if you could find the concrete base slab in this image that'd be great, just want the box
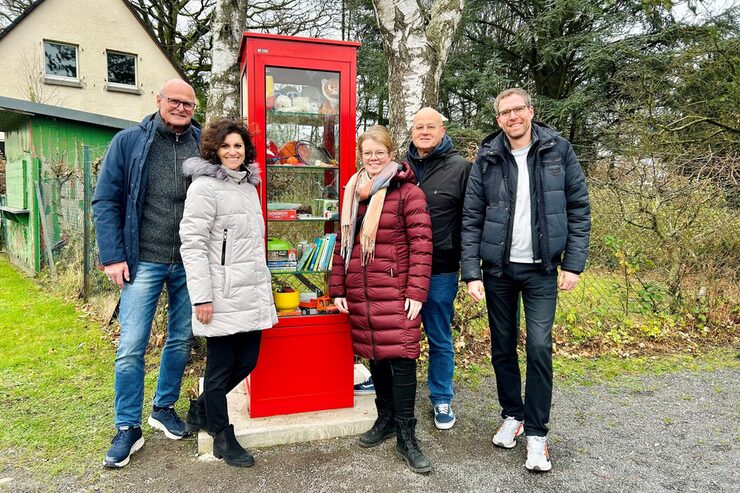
[197,379,376,455]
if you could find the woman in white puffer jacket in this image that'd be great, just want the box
[179,118,277,468]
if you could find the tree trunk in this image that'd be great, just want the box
[371,0,465,149]
[207,0,247,122]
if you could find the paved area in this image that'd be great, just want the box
[4,367,739,492]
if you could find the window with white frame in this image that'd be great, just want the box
[43,40,78,80]
[106,50,137,88]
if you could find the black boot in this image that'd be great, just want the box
[186,397,213,436]
[395,417,431,474]
[213,425,254,467]
[359,398,396,448]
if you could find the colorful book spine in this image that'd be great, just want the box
[307,237,324,271]
[319,233,337,271]
[295,244,315,271]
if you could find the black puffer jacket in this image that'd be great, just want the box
[406,135,471,274]
[460,123,590,281]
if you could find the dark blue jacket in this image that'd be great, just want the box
[461,123,590,281]
[92,113,201,281]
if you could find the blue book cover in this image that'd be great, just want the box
[319,233,337,271]
[307,237,324,271]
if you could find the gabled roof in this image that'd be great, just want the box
[0,95,138,131]
[0,0,188,80]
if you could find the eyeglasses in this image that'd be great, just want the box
[497,105,529,119]
[164,97,196,111]
[362,151,388,159]
[412,124,439,132]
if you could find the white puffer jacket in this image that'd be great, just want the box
[179,157,277,337]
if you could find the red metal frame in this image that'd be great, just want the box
[239,33,360,418]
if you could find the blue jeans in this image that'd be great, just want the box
[420,272,459,405]
[114,261,193,428]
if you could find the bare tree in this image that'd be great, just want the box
[371,0,465,147]
[126,0,215,85]
[17,47,61,104]
[0,0,32,28]
[207,0,246,121]
[207,0,338,121]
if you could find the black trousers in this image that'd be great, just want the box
[203,330,262,433]
[369,357,417,420]
[484,262,557,436]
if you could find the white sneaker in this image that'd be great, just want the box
[525,435,552,472]
[492,416,523,448]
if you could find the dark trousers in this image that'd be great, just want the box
[484,262,557,436]
[203,330,262,434]
[369,358,417,419]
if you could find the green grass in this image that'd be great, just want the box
[1,254,737,479]
[0,256,192,479]
[552,347,739,386]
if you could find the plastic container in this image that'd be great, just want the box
[274,290,300,311]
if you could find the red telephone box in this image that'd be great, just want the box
[239,33,360,417]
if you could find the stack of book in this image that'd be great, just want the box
[268,259,297,272]
[295,233,337,272]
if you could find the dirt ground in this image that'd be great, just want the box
[3,367,739,493]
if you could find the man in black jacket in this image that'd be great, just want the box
[461,88,590,472]
[406,108,471,430]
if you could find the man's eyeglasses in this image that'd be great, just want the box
[412,124,439,132]
[497,105,529,119]
[164,97,196,111]
[362,151,388,159]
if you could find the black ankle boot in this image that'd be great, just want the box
[213,425,254,467]
[395,417,431,474]
[359,398,396,448]
[186,397,212,435]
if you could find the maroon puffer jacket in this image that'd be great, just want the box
[329,162,432,360]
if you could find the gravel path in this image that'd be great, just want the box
[5,368,739,492]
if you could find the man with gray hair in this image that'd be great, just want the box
[93,79,201,468]
[461,88,590,471]
[405,107,471,430]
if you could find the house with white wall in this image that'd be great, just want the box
[0,0,186,122]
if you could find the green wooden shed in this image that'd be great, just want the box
[0,96,136,274]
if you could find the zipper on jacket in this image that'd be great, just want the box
[221,229,228,265]
[172,142,179,262]
[535,144,555,272]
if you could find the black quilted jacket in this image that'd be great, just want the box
[461,123,591,281]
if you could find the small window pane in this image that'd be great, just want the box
[44,41,77,78]
[107,52,136,86]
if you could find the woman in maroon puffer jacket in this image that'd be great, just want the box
[329,125,432,474]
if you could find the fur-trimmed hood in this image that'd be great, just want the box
[182,157,261,186]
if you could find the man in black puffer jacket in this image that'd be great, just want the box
[461,88,590,472]
[405,108,471,431]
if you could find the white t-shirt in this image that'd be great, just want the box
[509,143,535,263]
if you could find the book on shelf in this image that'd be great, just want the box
[295,243,315,271]
[267,209,297,220]
[318,233,337,271]
[268,261,297,272]
[306,237,323,271]
[314,238,329,271]
[268,261,297,267]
